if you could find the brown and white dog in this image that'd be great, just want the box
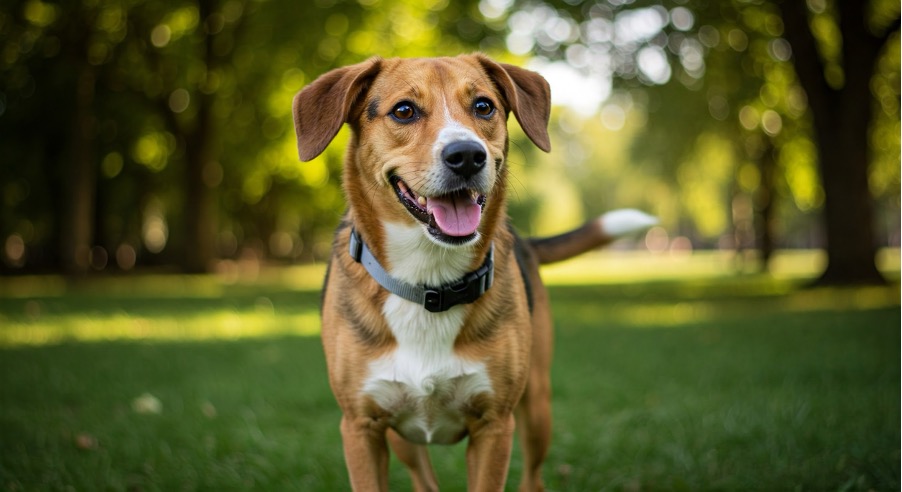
[293,54,655,491]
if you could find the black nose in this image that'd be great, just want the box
[442,141,487,178]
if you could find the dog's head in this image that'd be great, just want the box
[293,54,551,247]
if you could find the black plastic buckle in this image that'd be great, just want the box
[423,282,469,313]
[422,268,492,313]
[424,289,443,312]
[349,229,363,262]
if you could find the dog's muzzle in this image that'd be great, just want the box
[390,151,490,245]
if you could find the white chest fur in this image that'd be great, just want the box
[361,223,493,444]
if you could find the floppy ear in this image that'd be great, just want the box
[293,58,382,162]
[475,54,552,152]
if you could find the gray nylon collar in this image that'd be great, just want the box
[348,228,494,313]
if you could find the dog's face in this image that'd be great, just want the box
[293,55,551,247]
[359,57,514,247]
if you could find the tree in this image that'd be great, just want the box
[781,0,898,284]
[500,0,899,284]
[1,0,487,273]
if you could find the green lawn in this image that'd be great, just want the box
[0,251,899,490]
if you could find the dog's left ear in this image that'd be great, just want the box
[293,58,382,162]
[475,54,552,152]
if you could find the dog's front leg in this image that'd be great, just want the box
[465,413,517,491]
[340,415,390,492]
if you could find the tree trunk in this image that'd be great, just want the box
[181,0,218,273]
[61,63,97,274]
[813,78,883,285]
[781,0,890,285]
[756,140,777,272]
[182,107,216,273]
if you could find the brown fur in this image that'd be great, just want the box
[294,54,601,492]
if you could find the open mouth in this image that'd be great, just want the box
[390,176,487,245]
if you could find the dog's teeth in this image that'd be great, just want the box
[417,196,427,207]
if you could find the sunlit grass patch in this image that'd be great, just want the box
[0,274,325,346]
[549,282,900,330]
[0,249,897,346]
[540,249,742,285]
[538,248,900,285]
[0,310,322,346]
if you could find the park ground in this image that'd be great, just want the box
[0,249,899,491]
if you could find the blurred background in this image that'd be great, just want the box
[1,3,899,489]
[0,0,899,284]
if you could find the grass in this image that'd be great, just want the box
[0,250,899,491]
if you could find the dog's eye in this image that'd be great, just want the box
[473,98,495,118]
[390,102,417,123]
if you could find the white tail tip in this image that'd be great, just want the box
[599,209,659,238]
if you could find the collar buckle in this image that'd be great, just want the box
[349,229,364,262]
[423,289,443,313]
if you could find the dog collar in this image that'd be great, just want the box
[348,228,494,313]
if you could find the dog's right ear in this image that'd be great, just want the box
[293,58,382,162]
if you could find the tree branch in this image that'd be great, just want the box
[837,0,895,90]
[779,0,834,119]
[876,12,900,50]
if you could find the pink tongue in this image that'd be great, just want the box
[427,194,482,237]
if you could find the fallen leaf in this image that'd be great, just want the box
[201,401,217,419]
[131,393,163,415]
[75,432,98,450]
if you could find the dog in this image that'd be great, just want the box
[293,54,656,491]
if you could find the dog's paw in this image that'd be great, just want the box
[599,209,659,238]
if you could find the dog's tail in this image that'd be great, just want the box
[528,209,658,265]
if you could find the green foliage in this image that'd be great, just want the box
[870,31,901,200]
[1,0,898,274]
[499,0,900,251]
[0,0,487,271]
